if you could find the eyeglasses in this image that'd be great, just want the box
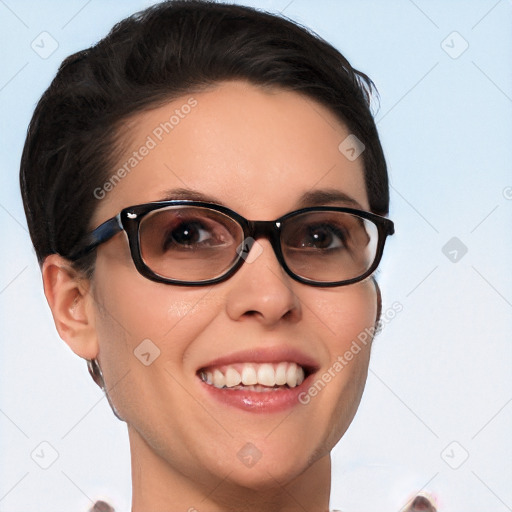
[70,200,394,287]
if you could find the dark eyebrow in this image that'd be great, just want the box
[159,188,227,205]
[157,187,363,210]
[296,189,364,209]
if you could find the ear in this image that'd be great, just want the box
[42,254,99,361]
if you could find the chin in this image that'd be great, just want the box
[221,436,326,491]
[224,461,307,492]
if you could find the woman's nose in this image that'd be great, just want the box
[224,238,302,326]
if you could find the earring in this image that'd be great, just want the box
[87,358,105,390]
[87,358,125,422]
[372,277,383,333]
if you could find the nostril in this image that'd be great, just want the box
[283,309,295,320]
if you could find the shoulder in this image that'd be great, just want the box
[89,501,115,512]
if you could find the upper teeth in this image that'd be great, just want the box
[200,362,305,389]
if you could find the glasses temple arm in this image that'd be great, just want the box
[68,214,123,260]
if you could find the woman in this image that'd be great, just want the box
[20,1,434,510]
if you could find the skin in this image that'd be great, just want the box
[43,80,378,512]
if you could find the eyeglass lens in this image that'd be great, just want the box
[138,206,378,283]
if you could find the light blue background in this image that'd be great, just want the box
[1,1,511,511]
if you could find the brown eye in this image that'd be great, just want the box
[163,220,213,250]
[296,223,347,250]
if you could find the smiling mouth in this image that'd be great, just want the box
[198,362,311,392]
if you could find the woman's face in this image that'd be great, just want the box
[89,80,377,491]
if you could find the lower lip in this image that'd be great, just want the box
[198,375,314,413]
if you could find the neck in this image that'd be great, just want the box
[129,425,332,512]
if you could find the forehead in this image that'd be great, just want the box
[93,80,368,224]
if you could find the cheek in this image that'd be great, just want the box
[308,280,377,446]
[312,279,377,348]
[93,256,222,345]
[89,262,223,414]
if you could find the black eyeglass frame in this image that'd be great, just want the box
[70,200,394,287]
